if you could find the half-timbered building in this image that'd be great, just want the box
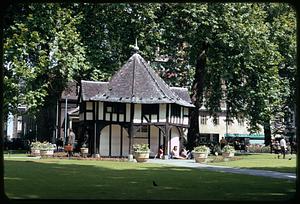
[78,50,194,158]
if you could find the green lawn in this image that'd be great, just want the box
[4,157,296,200]
[209,153,297,173]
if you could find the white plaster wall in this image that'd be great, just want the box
[100,125,109,156]
[133,104,141,123]
[159,104,167,122]
[199,115,264,141]
[126,104,131,122]
[98,102,103,120]
[111,125,120,156]
[86,112,93,120]
[122,128,129,156]
[149,126,159,157]
[112,113,117,122]
[169,127,180,155]
[86,102,93,110]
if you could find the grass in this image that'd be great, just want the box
[208,153,297,173]
[4,157,296,200]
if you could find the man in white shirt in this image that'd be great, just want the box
[280,137,287,159]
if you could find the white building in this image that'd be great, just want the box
[198,102,265,145]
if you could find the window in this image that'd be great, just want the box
[135,126,149,138]
[226,118,233,126]
[105,102,125,114]
[238,118,244,126]
[213,116,219,126]
[171,104,181,117]
[183,108,189,117]
[200,115,207,125]
[142,104,159,115]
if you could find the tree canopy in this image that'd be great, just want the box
[3,3,296,141]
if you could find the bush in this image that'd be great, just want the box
[222,145,235,153]
[133,144,150,152]
[193,145,210,154]
[261,145,271,153]
[247,144,270,153]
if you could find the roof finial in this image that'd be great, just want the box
[133,37,139,53]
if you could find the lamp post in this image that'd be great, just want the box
[64,96,68,146]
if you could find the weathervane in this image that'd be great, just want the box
[133,37,139,53]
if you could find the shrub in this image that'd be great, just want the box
[31,141,56,151]
[261,145,271,153]
[133,144,150,152]
[193,145,210,154]
[247,144,266,153]
[222,145,235,154]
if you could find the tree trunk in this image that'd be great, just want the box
[187,41,209,150]
[264,120,271,146]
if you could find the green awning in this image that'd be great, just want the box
[225,133,264,140]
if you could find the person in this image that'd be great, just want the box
[67,129,76,157]
[220,137,227,149]
[180,148,191,159]
[171,146,184,159]
[291,140,297,154]
[155,145,164,159]
[68,129,76,147]
[279,136,287,159]
[274,140,280,156]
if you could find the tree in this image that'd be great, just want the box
[3,4,91,140]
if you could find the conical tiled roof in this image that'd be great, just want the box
[89,53,194,107]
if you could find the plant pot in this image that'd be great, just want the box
[31,149,40,156]
[134,151,149,162]
[222,152,234,158]
[40,150,54,157]
[80,148,89,157]
[193,152,208,163]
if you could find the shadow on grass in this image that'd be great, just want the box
[4,159,296,201]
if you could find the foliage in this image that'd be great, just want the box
[3,4,90,117]
[222,145,235,154]
[247,144,270,153]
[193,145,210,154]
[30,141,43,150]
[31,141,56,151]
[133,143,150,152]
[3,3,296,143]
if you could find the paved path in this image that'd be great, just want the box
[147,159,296,181]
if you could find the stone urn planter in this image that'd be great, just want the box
[193,145,210,163]
[193,152,208,163]
[40,150,54,157]
[134,151,150,162]
[133,143,150,163]
[222,145,235,158]
[31,149,40,157]
[80,147,89,157]
[222,152,234,158]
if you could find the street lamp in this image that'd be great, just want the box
[64,96,68,146]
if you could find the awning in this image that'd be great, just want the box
[224,133,264,140]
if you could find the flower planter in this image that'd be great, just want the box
[222,152,234,158]
[193,152,208,163]
[31,149,40,157]
[40,150,54,157]
[134,151,149,162]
